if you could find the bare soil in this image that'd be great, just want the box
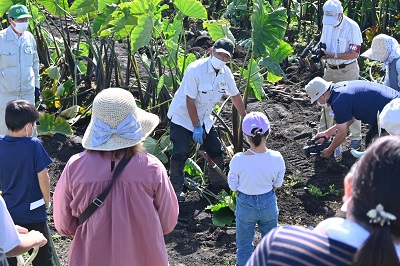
[39,34,360,265]
[41,63,360,265]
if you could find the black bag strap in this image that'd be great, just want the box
[78,157,131,225]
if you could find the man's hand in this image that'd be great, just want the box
[35,87,41,103]
[315,132,329,143]
[320,147,334,158]
[193,122,204,144]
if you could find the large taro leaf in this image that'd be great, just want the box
[258,40,292,82]
[184,158,203,177]
[251,0,288,58]
[173,0,207,19]
[143,136,169,163]
[211,206,235,227]
[130,13,154,53]
[0,1,12,19]
[203,20,235,43]
[37,0,69,17]
[37,113,73,136]
[241,58,266,101]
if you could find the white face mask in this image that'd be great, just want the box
[13,21,29,34]
[317,102,328,107]
[210,56,227,70]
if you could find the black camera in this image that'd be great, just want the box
[300,41,326,63]
[311,42,326,63]
[294,132,331,157]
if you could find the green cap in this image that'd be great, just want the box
[7,4,31,19]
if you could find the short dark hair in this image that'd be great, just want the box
[5,100,39,132]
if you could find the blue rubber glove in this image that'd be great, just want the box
[193,122,204,144]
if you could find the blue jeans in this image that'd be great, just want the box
[235,190,278,266]
[170,122,223,162]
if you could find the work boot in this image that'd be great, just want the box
[169,160,186,202]
[207,156,230,193]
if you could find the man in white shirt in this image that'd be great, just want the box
[317,0,363,151]
[0,4,40,136]
[167,38,247,201]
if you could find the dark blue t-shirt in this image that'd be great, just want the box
[0,136,52,224]
[329,80,400,125]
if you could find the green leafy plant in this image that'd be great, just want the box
[307,184,339,198]
[206,191,236,227]
[307,184,328,198]
[37,113,74,136]
[329,184,339,196]
[284,174,303,188]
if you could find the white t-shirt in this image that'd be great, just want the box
[167,57,239,133]
[314,217,400,260]
[321,16,362,65]
[0,196,21,253]
[228,149,285,195]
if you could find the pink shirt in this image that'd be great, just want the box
[53,151,179,266]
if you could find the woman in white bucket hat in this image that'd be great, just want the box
[361,34,400,92]
[53,88,178,266]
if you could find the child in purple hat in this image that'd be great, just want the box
[228,111,286,266]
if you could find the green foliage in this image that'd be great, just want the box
[206,191,236,226]
[307,184,339,198]
[143,135,173,163]
[307,185,327,198]
[285,174,303,187]
[184,157,203,177]
[37,113,73,136]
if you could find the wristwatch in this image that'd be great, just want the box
[334,53,338,60]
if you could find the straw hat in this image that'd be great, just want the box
[82,88,159,151]
[305,77,332,103]
[361,34,390,62]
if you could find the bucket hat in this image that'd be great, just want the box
[361,34,391,62]
[305,77,332,103]
[7,5,31,19]
[82,88,159,151]
[242,112,270,136]
[322,0,343,25]
[379,98,400,135]
[213,38,234,57]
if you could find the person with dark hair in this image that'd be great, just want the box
[305,77,400,157]
[246,136,400,266]
[0,4,40,136]
[0,100,53,266]
[53,88,179,266]
[167,37,247,201]
[228,112,285,266]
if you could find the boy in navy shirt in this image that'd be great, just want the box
[0,100,53,266]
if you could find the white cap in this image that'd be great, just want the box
[305,77,332,103]
[323,0,343,25]
[379,98,400,135]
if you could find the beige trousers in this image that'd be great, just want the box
[320,61,362,141]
